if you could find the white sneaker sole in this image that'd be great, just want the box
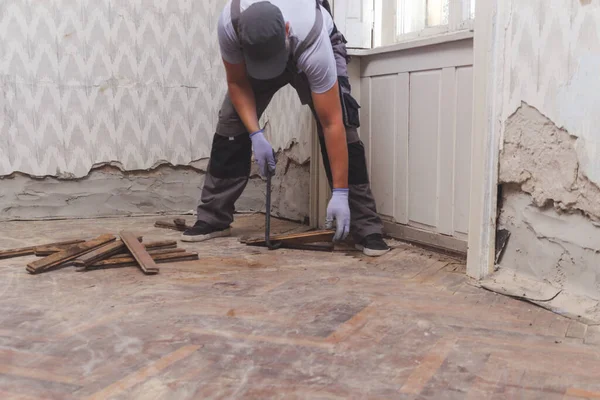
[180,228,231,243]
[355,244,391,257]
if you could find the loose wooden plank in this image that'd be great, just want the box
[73,241,128,268]
[109,240,178,258]
[277,243,334,252]
[119,231,160,275]
[101,250,191,266]
[87,252,199,270]
[73,236,145,267]
[26,234,116,274]
[34,246,64,257]
[34,240,93,256]
[0,239,85,260]
[244,230,335,246]
[108,247,185,260]
[154,220,191,232]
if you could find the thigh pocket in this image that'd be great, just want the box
[338,76,360,129]
[208,134,252,179]
[340,91,361,129]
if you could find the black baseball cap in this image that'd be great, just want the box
[238,1,289,80]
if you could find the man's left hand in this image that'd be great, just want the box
[325,188,350,241]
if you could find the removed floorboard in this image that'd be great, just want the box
[243,230,335,247]
[154,219,191,232]
[0,239,86,260]
[73,240,131,268]
[26,234,116,274]
[87,251,199,270]
[119,231,160,275]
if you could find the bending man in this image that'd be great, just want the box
[182,0,390,257]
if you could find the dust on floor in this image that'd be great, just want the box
[0,214,599,399]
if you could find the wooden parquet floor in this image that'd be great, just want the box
[0,215,599,400]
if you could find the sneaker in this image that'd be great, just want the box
[181,220,231,242]
[355,233,391,257]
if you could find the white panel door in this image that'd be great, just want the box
[358,38,474,253]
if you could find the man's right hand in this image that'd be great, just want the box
[250,129,276,177]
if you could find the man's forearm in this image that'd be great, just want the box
[322,120,349,189]
[228,80,260,134]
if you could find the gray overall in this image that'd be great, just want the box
[196,0,383,241]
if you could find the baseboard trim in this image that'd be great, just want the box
[383,221,468,258]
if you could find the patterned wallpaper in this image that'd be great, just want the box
[500,0,600,184]
[0,0,313,177]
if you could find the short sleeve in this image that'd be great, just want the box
[217,8,244,65]
[297,30,337,94]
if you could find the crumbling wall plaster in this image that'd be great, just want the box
[500,104,600,221]
[0,145,310,223]
[498,104,600,303]
[497,187,600,302]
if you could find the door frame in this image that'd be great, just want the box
[311,0,502,280]
[466,0,501,279]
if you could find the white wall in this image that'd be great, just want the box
[498,0,600,189]
[487,0,600,322]
[0,0,313,178]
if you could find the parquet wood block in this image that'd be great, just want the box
[87,251,198,270]
[243,230,335,246]
[73,241,131,268]
[0,239,85,260]
[119,231,159,274]
[26,234,116,274]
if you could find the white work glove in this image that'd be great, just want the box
[325,188,351,241]
[250,129,276,177]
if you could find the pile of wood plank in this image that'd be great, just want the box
[0,231,198,275]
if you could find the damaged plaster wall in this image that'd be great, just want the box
[499,105,600,302]
[494,1,600,310]
[0,0,313,221]
[0,143,310,222]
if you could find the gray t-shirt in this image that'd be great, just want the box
[217,0,337,94]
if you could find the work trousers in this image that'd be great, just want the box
[196,52,383,242]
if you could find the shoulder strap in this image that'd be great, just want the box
[293,0,323,64]
[231,0,241,35]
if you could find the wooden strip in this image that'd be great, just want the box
[119,231,160,274]
[26,234,116,274]
[0,239,86,260]
[184,328,331,349]
[0,364,77,385]
[84,345,201,400]
[88,252,198,270]
[34,246,64,256]
[138,240,177,248]
[279,243,334,252]
[244,230,335,246]
[73,241,128,268]
[565,388,600,399]
[399,337,457,394]
[108,247,185,260]
[54,310,129,340]
[324,304,377,344]
[154,220,190,232]
[109,240,177,258]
